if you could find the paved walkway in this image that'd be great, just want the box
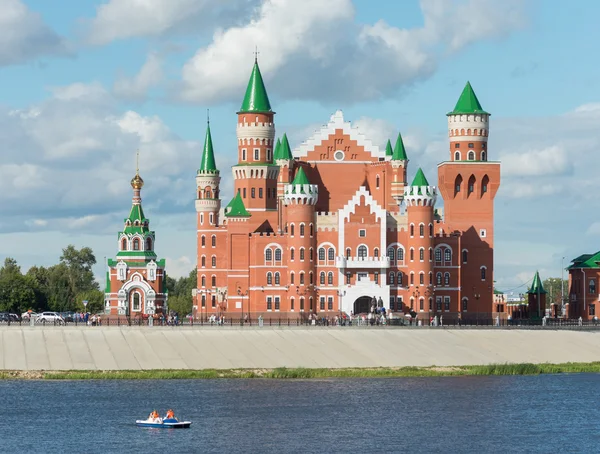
[1,326,599,370]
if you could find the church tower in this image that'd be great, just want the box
[105,151,167,317]
[233,58,279,212]
[437,82,501,314]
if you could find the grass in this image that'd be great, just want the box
[2,362,600,380]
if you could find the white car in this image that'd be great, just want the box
[22,312,39,321]
[37,312,65,324]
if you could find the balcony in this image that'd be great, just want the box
[335,256,391,269]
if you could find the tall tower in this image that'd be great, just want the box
[233,58,279,211]
[195,121,222,319]
[275,133,294,232]
[284,167,318,315]
[405,168,436,314]
[390,133,408,205]
[106,151,167,317]
[438,81,500,314]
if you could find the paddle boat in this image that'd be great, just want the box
[136,410,191,429]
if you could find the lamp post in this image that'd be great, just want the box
[216,289,227,318]
[561,256,565,316]
[336,289,346,318]
[198,288,212,322]
[237,286,249,323]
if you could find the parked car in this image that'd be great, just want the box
[37,312,65,324]
[22,311,39,321]
[59,312,75,322]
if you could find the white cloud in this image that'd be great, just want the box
[500,182,560,199]
[113,53,164,101]
[500,145,572,177]
[84,0,261,45]
[165,256,194,278]
[0,0,68,66]
[179,0,527,104]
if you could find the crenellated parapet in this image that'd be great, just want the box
[404,168,437,207]
[284,167,318,206]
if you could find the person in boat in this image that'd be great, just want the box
[165,409,175,420]
[148,410,159,420]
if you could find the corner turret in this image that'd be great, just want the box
[284,167,318,206]
[404,168,437,207]
[196,121,221,220]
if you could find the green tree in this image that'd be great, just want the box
[45,263,75,312]
[58,245,99,308]
[75,289,105,314]
[542,278,568,307]
[26,266,50,311]
[0,258,36,313]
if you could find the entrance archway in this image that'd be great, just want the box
[353,296,373,315]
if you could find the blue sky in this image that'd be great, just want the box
[0,0,598,295]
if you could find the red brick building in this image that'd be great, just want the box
[567,252,600,320]
[193,60,500,322]
[105,157,168,317]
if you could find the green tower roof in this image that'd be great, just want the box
[273,137,281,160]
[239,60,272,113]
[199,122,218,173]
[385,139,393,157]
[225,191,251,218]
[411,168,429,187]
[447,81,490,116]
[527,271,547,294]
[124,204,149,234]
[277,133,293,160]
[392,133,408,161]
[292,167,310,185]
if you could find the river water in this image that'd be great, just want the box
[3,374,598,453]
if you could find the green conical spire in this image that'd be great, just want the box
[392,133,408,161]
[199,122,218,173]
[273,138,281,160]
[385,139,393,157]
[527,271,547,294]
[447,81,489,116]
[224,191,251,218]
[277,133,293,160]
[239,60,272,113]
[292,167,310,185]
[411,168,429,187]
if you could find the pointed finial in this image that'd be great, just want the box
[254,46,259,63]
[207,108,210,125]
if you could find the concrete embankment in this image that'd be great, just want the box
[1,326,599,371]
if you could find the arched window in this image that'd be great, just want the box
[309,272,314,285]
[201,256,206,267]
[290,298,295,311]
[468,175,476,196]
[444,249,452,263]
[320,272,325,285]
[387,248,395,262]
[309,224,314,237]
[328,248,335,261]
[436,273,442,285]
[462,250,468,264]
[590,280,597,294]
[397,272,403,286]
[468,151,475,161]
[419,248,424,261]
[481,175,489,196]
[454,151,460,161]
[300,248,305,261]
[318,248,325,261]
[300,297,305,311]
[410,248,414,261]
[211,295,216,307]
[121,238,127,250]
[267,272,273,285]
[133,238,140,251]
[410,224,414,237]
[212,235,216,247]
[265,249,273,262]
[275,272,280,285]
[212,256,216,267]
[481,151,486,161]
[376,175,380,189]
[435,248,442,262]
[389,272,395,285]
[481,267,487,280]
[290,272,295,284]
[309,248,314,261]
[201,235,206,247]
[410,273,414,285]
[346,248,351,259]
[328,272,333,285]
[419,223,424,237]
[290,224,295,236]
[133,293,140,311]
[374,248,379,258]
[429,224,433,237]
[429,248,433,261]
[429,272,433,285]
[290,248,295,261]
[462,298,468,312]
[444,273,450,285]
[146,238,152,251]
[419,272,424,285]
[398,248,404,261]
[454,175,463,196]
[275,248,282,261]
[211,276,216,287]
[201,275,206,287]
[358,245,367,258]
[300,224,305,237]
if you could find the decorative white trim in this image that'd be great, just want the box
[294,110,384,159]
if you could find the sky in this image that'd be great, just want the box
[0,0,598,296]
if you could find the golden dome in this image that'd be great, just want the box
[131,172,144,189]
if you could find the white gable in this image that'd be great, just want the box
[293,110,384,159]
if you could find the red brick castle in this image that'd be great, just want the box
[193,59,500,321]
